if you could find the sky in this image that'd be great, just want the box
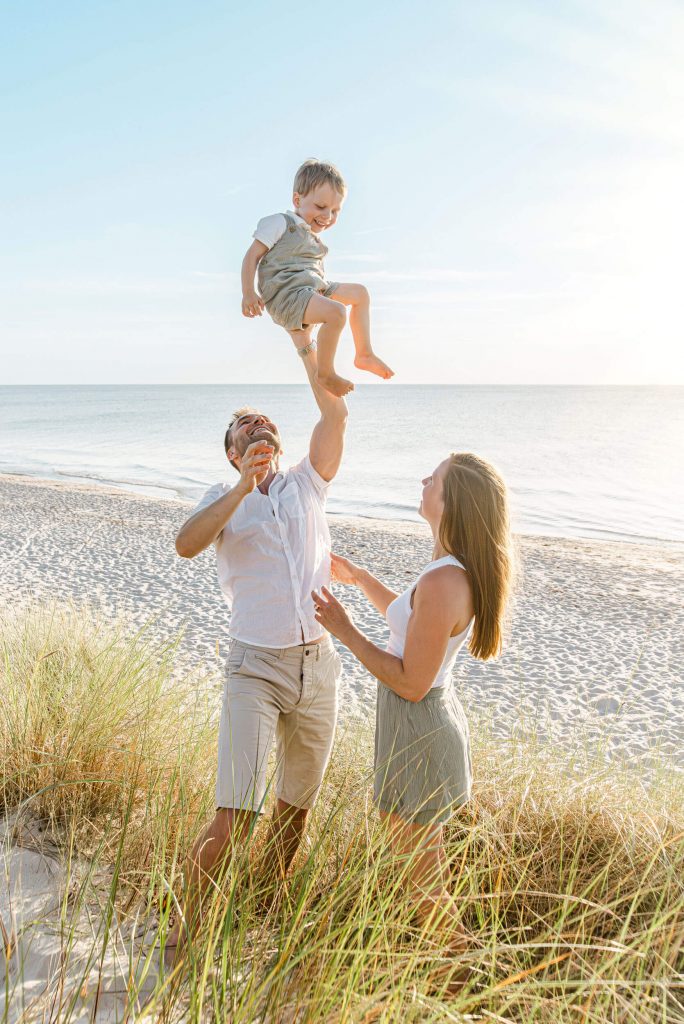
[2,0,683,385]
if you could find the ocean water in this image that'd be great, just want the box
[1,385,682,545]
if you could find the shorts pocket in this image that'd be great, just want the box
[226,644,247,674]
[248,648,283,669]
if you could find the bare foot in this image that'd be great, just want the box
[428,959,475,997]
[163,943,179,972]
[354,353,394,380]
[316,371,355,397]
[161,921,185,971]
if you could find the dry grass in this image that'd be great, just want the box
[1,603,683,1023]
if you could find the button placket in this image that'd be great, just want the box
[271,489,308,643]
[301,646,313,702]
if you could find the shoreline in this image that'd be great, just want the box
[1,471,682,551]
[1,474,683,772]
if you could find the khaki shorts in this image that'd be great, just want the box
[265,279,340,332]
[216,636,340,812]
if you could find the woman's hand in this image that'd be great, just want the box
[312,586,355,643]
[330,553,360,586]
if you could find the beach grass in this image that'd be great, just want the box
[1,604,683,1022]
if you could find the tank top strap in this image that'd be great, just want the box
[418,554,467,579]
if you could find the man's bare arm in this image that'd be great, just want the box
[176,441,273,558]
[300,342,348,482]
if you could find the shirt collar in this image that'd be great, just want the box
[287,209,309,227]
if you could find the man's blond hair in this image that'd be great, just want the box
[293,159,346,198]
[224,406,259,470]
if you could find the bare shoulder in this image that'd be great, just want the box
[414,564,473,619]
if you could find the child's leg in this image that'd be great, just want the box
[329,283,393,380]
[300,293,354,397]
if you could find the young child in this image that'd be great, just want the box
[241,159,393,397]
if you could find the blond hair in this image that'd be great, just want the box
[224,406,259,470]
[293,159,346,198]
[439,453,514,661]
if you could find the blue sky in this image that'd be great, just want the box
[2,0,682,384]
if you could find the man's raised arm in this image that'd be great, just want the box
[300,339,349,482]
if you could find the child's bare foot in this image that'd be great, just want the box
[316,371,355,397]
[354,353,394,380]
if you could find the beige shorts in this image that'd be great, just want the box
[216,636,340,812]
[265,278,340,333]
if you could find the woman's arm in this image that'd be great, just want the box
[241,239,268,317]
[313,566,471,702]
[331,554,398,617]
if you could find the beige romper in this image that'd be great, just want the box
[258,213,340,332]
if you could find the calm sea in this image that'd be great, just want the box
[1,385,682,545]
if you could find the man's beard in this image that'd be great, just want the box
[239,426,281,457]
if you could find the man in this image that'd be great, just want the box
[166,339,347,959]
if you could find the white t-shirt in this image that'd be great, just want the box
[193,455,332,648]
[253,210,307,251]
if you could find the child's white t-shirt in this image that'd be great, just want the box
[253,210,307,251]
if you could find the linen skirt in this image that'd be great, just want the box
[374,682,472,825]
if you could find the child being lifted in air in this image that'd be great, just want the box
[241,158,393,397]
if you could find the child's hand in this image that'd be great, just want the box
[331,553,359,586]
[242,292,265,318]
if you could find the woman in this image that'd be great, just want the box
[312,452,513,971]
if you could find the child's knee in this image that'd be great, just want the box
[354,284,370,306]
[326,301,346,328]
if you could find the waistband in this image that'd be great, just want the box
[229,635,333,660]
[379,681,454,701]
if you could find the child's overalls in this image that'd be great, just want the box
[258,213,339,332]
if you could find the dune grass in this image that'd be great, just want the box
[1,603,683,1022]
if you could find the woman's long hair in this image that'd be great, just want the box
[438,453,513,661]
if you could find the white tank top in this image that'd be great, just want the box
[385,555,474,690]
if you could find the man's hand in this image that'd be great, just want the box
[242,291,265,318]
[236,441,274,494]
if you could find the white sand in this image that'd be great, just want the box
[1,473,683,768]
[0,810,160,1023]
[1,473,683,1020]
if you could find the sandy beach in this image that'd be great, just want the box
[1,473,682,769]
[1,472,683,1022]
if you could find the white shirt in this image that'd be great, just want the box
[194,455,331,647]
[253,210,307,250]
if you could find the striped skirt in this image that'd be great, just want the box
[374,682,472,826]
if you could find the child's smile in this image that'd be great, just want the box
[294,182,345,233]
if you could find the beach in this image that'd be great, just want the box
[2,473,682,770]
[2,472,683,1022]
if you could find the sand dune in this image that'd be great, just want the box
[1,473,683,1020]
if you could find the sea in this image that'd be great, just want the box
[1,385,682,545]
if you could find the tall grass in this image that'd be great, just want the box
[1,603,683,1022]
